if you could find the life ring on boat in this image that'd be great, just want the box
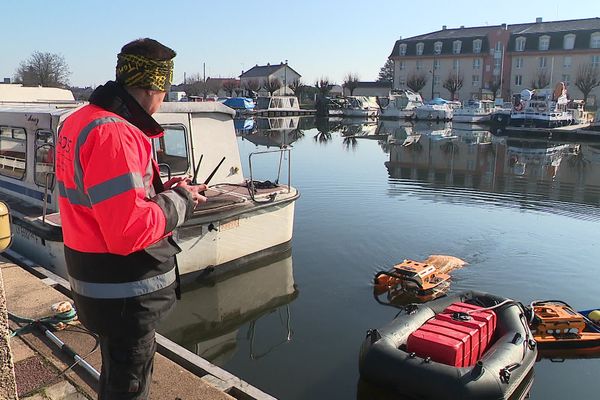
[514,102,524,112]
[537,103,547,112]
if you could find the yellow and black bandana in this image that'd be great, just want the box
[115,53,174,91]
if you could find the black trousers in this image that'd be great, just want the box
[98,329,156,400]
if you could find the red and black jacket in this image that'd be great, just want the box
[56,81,194,334]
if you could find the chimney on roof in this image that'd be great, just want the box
[501,23,507,29]
[399,35,402,39]
[442,25,447,30]
[3,78,10,84]
[267,62,270,66]
[460,25,465,29]
[536,17,542,23]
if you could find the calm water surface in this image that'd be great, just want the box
[159,117,600,399]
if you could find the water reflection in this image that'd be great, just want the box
[238,116,306,148]
[158,250,298,365]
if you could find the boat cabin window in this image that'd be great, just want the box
[34,130,55,189]
[153,125,189,176]
[0,126,27,180]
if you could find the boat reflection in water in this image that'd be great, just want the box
[384,119,600,214]
[158,250,298,365]
[239,116,305,148]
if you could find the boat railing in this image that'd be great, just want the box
[248,148,292,202]
[0,154,26,171]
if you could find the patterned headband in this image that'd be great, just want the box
[116,53,174,91]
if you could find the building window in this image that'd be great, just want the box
[539,56,547,68]
[563,34,576,50]
[433,76,440,86]
[592,55,600,67]
[416,60,423,70]
[563,56,572,68]
[399,61,405,70]
[154,125,189,176]
[433,59,440,70]
[590,32,600,49]
[495,42,503,52]
[399,44,407,56]
[399,76,406,86]
[472,75,480,87]
[434,41,442,54]
[416,42,424,56]
[539,35,550,51]
[515,57,523,69]
[561,74,570,85]
[472,58,481,69]
[0,126,27,180]
[473,39,482,54]
[453,40,462,54]
[516,37,526,51]
[515,75,522,86]
[453,59,459,70]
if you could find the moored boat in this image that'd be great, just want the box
[0,93,299,282]
[415,97,454,121]
[453,99,495,123]
[509,83,574,128]
[253,96,314,116]
[342,96,380,118]
[530,300,600,359]
[380,89,423,120]
[359,291,537,400]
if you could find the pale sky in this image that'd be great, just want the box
[2,0,599,87]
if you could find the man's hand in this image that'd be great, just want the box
[163,176,188,190]
[175,180,207,206]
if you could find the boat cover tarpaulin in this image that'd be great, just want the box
[223,97,255,110]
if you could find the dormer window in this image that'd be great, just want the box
[399,44,407,56]
[416,42,424,56]
[591,32,600,49]
[516,37,526,52]
[434,41,443,54]
[473,39,482,54]
[539,35,550,51]
[563,34,576,50]
[453,40,462,54]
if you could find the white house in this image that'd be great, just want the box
[239,62,301,96]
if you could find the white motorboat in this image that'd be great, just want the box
[0,89,299,280]
[380,89,424,120]
[342,96,380,118]
[415,98,454,121]
[510,83,574,128]
[452,99,495,123]
[254,96,313,116]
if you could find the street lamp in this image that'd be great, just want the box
[430,56,436,100]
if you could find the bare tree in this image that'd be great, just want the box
[183,73,204,97]
[221,79,239,97]
[290,78,304,101]
[343,73,360,96]
[574,63,600,106]
[406,72,428,94]
[263,77,282,96]
[530,70,550,89]
[206,79,222,97]
[377,59,394,82]
[244,79,261,97]
[315,77,331,96]
[487,79,501,99]
[442,73,464,100]
[15,51,70,87]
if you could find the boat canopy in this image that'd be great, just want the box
[428,97,450,105]
[223,97,255,110]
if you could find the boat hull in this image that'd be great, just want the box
[10,197,297,282]
[359,291,537,400]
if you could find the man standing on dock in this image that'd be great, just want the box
[55,38,206,399]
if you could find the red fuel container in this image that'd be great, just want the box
[407,321,471,367]
[426,319,480,366]
[441,302,496,349]
[407,302,497,367]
